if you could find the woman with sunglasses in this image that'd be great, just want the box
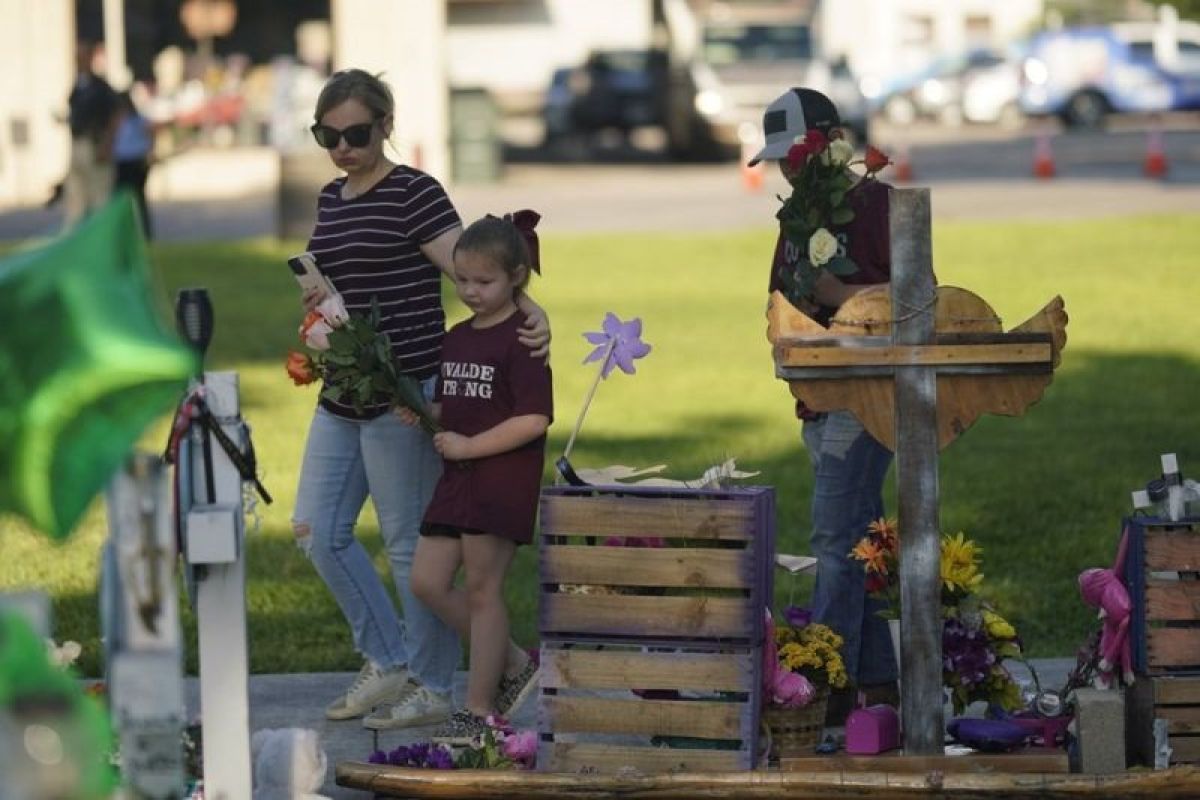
[292,69,550,730]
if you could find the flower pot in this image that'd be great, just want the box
[888,618,902,679]
[763,687,829,760]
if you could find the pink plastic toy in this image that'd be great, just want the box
[1078,526,1134,689]
[845,704,900,755]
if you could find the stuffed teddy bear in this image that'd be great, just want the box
[1077,527,1134,689]
[251,727,329,800]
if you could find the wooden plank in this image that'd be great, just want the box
[1146,580,1200,621]
[1147,628,1200,669]
[542,742,745,774]
[337,760,1200,798]
[1169,736,1200,762]
[540,647,754,693]
[1160,707,1200,734]
[775,342,1052,369]
[541,593,754,639]
[782,748,1069,774]
[540,495,755,541]
[1156,677,1200,705]
[540,696,745,739]
[541,545,752,589]
[892,187,944,756]
[1145,534,1200,572]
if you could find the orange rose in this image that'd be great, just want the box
[864,145,890,174]
[286,350,316,385]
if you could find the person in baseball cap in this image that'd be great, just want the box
[747,87,841,166]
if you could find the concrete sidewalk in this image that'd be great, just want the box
[211,658,1075,798]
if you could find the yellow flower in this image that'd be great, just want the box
[851,537,888,575]
[983,610,1016,640]
[940,531,984,593]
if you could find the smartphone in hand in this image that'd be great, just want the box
[287,252,336,298]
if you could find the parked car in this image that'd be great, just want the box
[961,45,1028,127]
[542,50,664,145]
[1020,17,1200,127]
[874,48,1007,126]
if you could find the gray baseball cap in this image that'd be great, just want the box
[747,87,841,166]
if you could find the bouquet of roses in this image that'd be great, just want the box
[764,606,848,709]
[774,132,890,308]
[285,294,439,433]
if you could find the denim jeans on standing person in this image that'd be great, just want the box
[293,401,460,696]
[802,409,899,687]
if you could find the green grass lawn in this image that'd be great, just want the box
[2,216,1198,676]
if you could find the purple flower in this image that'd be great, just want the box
[428,746,455,770]
[501,729,538,768]
[368,749,388,764]
[783,606,813,629]
[583,312,652,378]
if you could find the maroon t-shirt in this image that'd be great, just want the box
[769,178,892,418]
[422,311,554,544]
[768,177,892,326]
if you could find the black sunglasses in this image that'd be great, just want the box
[310,121,375,149]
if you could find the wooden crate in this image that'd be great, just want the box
[1124,517,1200,675]
[537,485,774,773]
[1125,517,1200,765]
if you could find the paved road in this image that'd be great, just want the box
[2,122,1197,243]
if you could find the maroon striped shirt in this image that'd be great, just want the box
[307,165,461,418]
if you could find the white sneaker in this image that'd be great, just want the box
[325,662,411,721]
[362,681,452,730]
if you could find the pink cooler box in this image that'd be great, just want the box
[845,704,901,755]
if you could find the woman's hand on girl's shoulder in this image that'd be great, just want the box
[516,299,551,360]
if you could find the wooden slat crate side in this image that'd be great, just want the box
[1159,706,1200,734]
[541,592,756,640]
[540,494,757,541]
[1155,677,1200,705]
[1168,735,1200,763]
[1147,628,1200,669]
[540,695,745,739]
[1144,532,1200,572]
[1146,580,1200,622]
[541,545,754,590]
[539,741,747,774]
[540,647,755,693]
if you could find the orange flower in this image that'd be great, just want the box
[286,350,316,385]
[851,537,888,575]
[864,145,890,174]
[867,516,898,552]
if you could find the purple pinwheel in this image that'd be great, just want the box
[559,313,652,476]
[582,312,652,378]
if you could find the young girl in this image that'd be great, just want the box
[401,211,552,743]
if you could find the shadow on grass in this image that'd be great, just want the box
[44,346,1199,677]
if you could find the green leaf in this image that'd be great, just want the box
[825,256,859,276]
[831,207,854,226]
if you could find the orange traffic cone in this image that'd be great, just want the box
[1032,130,1056,179]
[740,138,765,192]
[892,144,913,183]
[1144,125,1168,179]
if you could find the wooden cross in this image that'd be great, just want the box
[766,188,1068,754]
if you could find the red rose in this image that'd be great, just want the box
[864,145,890,174]
[866,573,888,594]
[786,142,810,170]
[804,129,828,153]
[286,350,316,385]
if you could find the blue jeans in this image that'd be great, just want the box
[802,410,898,687]
[293,403,460,695]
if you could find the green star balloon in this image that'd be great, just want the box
[0,194,197,539]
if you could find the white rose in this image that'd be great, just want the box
[828,139,854,166]
[808,228,838,266]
